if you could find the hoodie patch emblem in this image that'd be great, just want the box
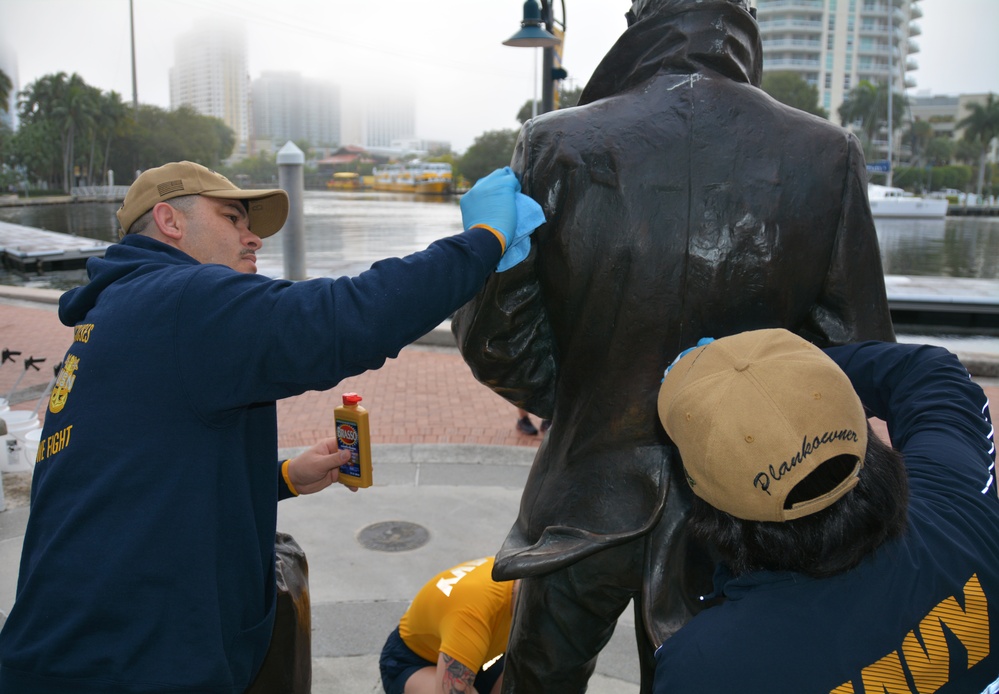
[49,354,79,414]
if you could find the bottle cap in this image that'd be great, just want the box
[342,393,363,406]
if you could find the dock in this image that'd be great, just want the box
[885,275,999,333]
[0,220,111,274]
[947,205,999,217]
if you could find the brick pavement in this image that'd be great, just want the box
[2,298,997,452]
[0,300,543,449]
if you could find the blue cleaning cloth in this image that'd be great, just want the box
[497,193,546,272]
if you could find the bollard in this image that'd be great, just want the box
[0,417,6,512]
[277,141,306,281]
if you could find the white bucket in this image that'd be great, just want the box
[21,428,43,469]
[2,410,40,473]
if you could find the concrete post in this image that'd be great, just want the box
[0,418,7,512]
[277,141,306,281]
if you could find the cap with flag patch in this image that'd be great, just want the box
[117,161,288,239]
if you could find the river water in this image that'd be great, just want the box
[2,192,997,355]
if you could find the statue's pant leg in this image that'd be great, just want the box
[642,456,717,647]
[501,541,643,694]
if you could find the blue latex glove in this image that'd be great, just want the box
[460,167,520,243]
[662,338,715,381]
[497,193,546,272]
[459,167,546,272]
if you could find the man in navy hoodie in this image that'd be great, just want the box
[0,161,542,693]
[655,329,998,693]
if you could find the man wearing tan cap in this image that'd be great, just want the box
[0,162,543,693]
[653,329,998,693]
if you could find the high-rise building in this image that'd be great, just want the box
[252,71,340,150]
[302,79,341,150]
[169,22,250,160]
[0,44,19,132]
[754,0,923,124]
[339,87,415,149]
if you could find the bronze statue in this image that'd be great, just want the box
[452,0,895,691]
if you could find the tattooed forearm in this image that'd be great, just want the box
[440,653,476,693]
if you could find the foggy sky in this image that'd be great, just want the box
[1,0,995,154]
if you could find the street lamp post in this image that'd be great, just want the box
[540,1,555,115]
[504,0,565,115]
[129,0,138,110]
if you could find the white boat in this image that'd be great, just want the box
[868,184,948,219]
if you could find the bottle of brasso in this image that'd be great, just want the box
[334,392,372,488]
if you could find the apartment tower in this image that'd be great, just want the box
[252,72,341,150]
[169,22,250,160]
[755,0,922,123]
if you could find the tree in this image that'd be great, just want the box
[925,137,954,167]
[761,72,828,119]
[219,151,278,185]
[458,129,519,183]
[16,78,64,188]
[516,98,542,125]
[838,81,878,142]
[558,85,583,110]
[838,80,908,158]
[107,104,235,181]
[904,119,934,167]
[0,120,16,190]
[957,92,999,198]
[954,138,981,167]
[19,72,101,191]
[95,91,129,184]
[0,69,11,113]
[517,86,585,124]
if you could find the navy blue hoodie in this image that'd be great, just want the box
[0,229,501,693]
[654,341,998,694]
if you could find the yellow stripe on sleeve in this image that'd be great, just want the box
[282,459,299,496]
[471,224,506,254]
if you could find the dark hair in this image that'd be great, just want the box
[686,423,908,578]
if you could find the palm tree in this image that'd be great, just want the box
[19,72,101,191]
[761,71,829,119]
[838,81,908,161]
[59,74,100,189]
[905,120,934,167]
[96,91,129,185]
[957,93,999,199]
[18,74,64,186]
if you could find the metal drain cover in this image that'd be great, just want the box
[357,521,430,552]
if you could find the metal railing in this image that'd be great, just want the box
[70,185,130,200]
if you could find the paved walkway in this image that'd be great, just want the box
[1,288,997,693]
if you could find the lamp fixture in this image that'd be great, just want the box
[503,0,561,48]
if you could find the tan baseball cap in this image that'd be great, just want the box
[117,161,289,239]
[658,329,867,522]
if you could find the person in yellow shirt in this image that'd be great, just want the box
[379,557,518,694]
